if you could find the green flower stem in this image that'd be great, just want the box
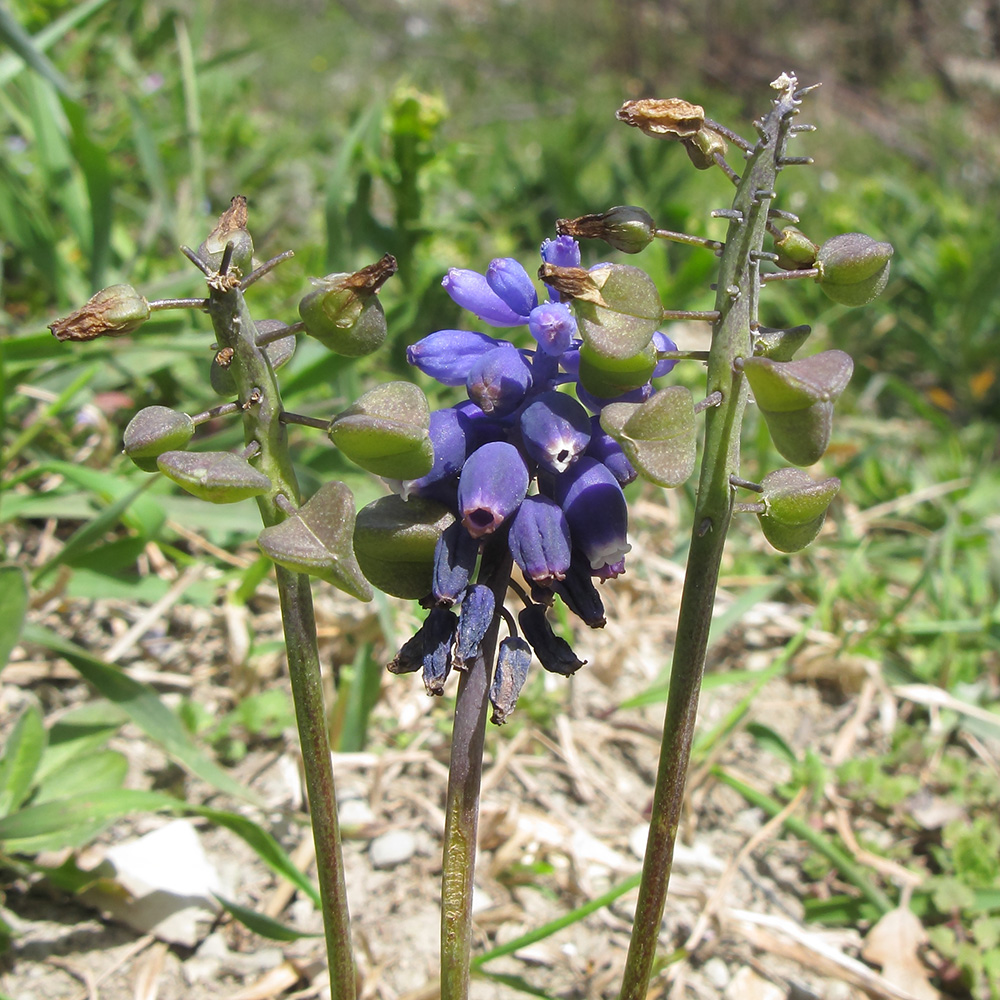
[440,541,513,1000]
[205,273,356,1000]
[618,77,806,1000]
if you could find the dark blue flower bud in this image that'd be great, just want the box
[575,381,652,415]
[466,345,533,416]
[454,584,495,668]
[508,495,572,586]
[585,416,637,486]
[540,236,583,302]
[519,391,591,475]
[530,349,562,389]
[559,343,581,377]
[490,637,532,724]
[421,606,459,695]
[442,269,526,327]
[387,631,426,674]
[407,329,507,386]
[553,457,630,577]
[486,258,538,319]
[552,553,606,627]
[528,301,577,357]
[518,604,586,676]
[652,331,678,377]
[540,235,581,270]
[432,521,480,606]
[458,441,529,538]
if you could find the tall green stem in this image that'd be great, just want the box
[618,76,805,1000]
[440,542,513,1000]
[205,270,356,1000]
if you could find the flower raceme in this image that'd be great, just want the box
[384,238,681,719]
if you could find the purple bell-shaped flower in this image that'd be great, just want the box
[519,391,592,475]
[466,345,533,416]
[528,301,577,357]
[458,441,529,538]
[552,457,631,577]
[508,494,572,587]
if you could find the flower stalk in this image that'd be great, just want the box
[619,74,811,1000]
[203,250,357,1000]
[440,542,512,1000]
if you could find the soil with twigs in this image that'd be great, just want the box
[1,493,931,1000]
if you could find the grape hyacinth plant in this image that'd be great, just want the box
[49,73,892,1000]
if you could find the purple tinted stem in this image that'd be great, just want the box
[440,540,512,1000]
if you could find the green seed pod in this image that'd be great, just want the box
[757,468,840,552]
[742,351,853,412]
[157,451,272,504]
[298,255,397,357]
[573,264,662,361]
[753,325,813,361]
[682,126,727,170]
[577,342,657,399]
[353,495,454,599]
[49,285,150,342]
[774,227,818,270]
[329,382,434,479]
[816,232,893,307]
[123,406,196,472]
[257,482,372,601]
[198,196,254,274]
[742,351,853,466]
[556,206,655,254]
[600,386,697,488]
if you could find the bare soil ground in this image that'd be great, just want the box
[1,496,925,1000]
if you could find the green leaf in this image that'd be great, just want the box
[214,894,322,941]
[33,749,127,804]
[747,722,799,766]
[0,703,46,817]
[0,564,29,672]
[21,624,259,805]
[196,807,320,907]
[35,701,128,784]
[0,788,184,854]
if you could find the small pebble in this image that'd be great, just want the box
[339,798,375,831]
[369,829,416,869]
[702,956,731,990]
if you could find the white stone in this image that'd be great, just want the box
[84,819,224,946]
[369,829,416,869]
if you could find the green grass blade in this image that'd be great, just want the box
[4,362,101,466]
[197,806,321,907]
[0,565,29,671]
[472,871,641,968]
[0,5,74,97]
[21,623,261,805]
[214,894,322,941]
[0,0,113,88]
[30,478,155,586]
[63,99,114,287]
[0,703,46,817]
[711,767,894,915]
